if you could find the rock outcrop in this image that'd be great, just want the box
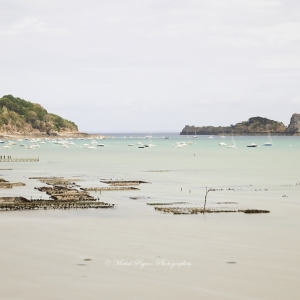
[286,113,300,135]
[181,117,287,135]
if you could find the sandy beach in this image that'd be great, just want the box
[1,207,299,300]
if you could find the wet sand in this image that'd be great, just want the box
[0,198,299,300]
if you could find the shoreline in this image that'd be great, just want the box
[180,132,300,136]
[0,131,105,139]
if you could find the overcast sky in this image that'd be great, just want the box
[0,0,299,132]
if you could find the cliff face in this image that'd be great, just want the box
[181,116,287,135]
[286,113,300,134]
[0,95,78,135]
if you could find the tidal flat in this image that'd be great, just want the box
[0,134,299,299]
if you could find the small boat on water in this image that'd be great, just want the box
[97,144,105,147]
[263,132,273,146]
[219,142,226,146]
[173,142,188,148]
[128,144,134,146]
[193,131,197,138]
[26,145,36,150]
[247,143,257,148]
[227,134,237,148]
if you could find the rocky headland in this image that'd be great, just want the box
[181,115,300,135]
[285,113,300,134]
[0,95,93,138]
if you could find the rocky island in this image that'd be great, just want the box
[181,115,300,136]
[0,95,88,138]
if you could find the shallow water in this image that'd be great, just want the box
[0,134,299,299]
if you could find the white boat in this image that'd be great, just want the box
[227,134,237,148]
[247,143,257,148]
[263,132,273,146]
[85,146,96,149]
[145,135,155,147]
[128,144,134,146]
[193,131,197,138]
[208,136,214,139]
[26,145,36,150]
[173,142,188,148]
[219,142,226,146]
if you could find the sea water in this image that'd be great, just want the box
[0,134,299,299]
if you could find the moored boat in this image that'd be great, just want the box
[247,143,257,147]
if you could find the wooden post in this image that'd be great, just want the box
[204,187,212,212]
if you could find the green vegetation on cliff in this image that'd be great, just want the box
[0,95,78,134]
[233,117,286,133]
[181,116,287,135]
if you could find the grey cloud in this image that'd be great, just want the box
[0,0,299,132]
